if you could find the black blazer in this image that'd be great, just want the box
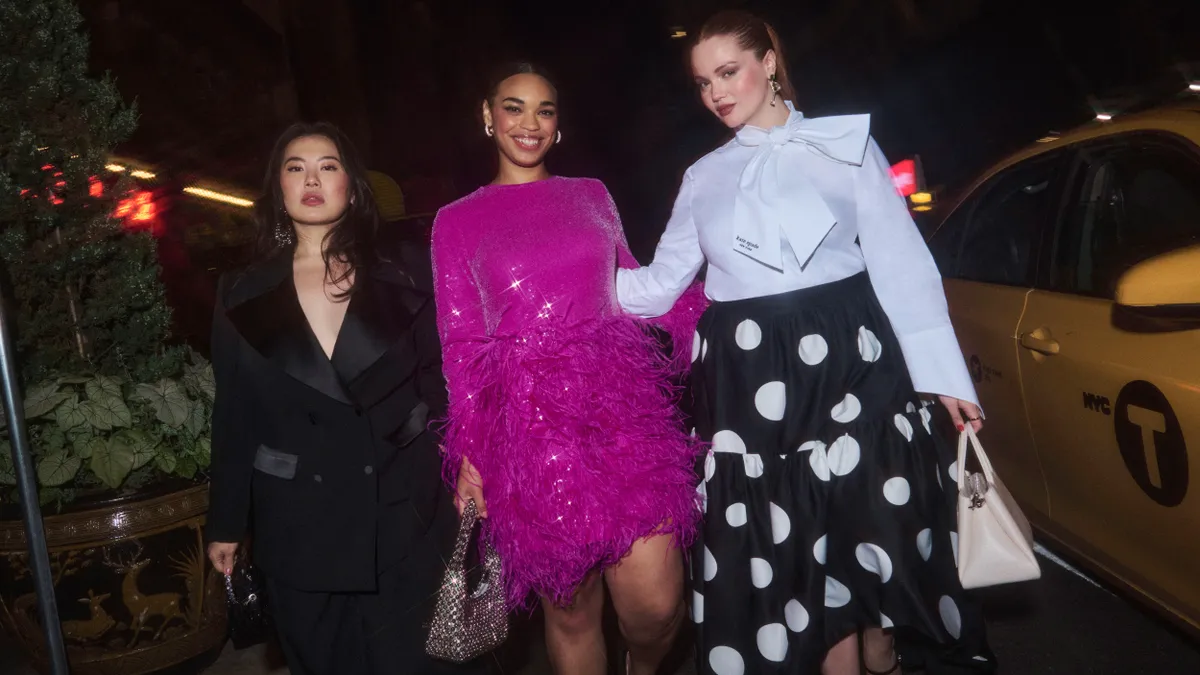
[205,241,451,593]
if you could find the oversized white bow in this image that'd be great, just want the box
[732,102,871,271]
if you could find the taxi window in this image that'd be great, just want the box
[953,154,1064,286]
[1052,140,1200,298]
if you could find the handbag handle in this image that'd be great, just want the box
[956,425,997,487]
[450,499,481,572]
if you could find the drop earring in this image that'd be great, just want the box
[274,221,295,247]
[769,74,782,106]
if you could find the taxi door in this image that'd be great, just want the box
[1015,133,1200,628]
[927,150,1071,520]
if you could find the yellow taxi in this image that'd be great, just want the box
[925,103,1200,633]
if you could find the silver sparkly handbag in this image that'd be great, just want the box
[425,498,508,662]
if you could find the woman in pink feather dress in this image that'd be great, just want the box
[431,63,706,675]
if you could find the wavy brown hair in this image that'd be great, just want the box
[254,122,380,294]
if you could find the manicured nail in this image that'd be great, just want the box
[956,425,964,432]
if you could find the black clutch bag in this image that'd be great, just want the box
[224,553,269,650]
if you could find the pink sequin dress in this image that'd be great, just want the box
[432,176,707,610]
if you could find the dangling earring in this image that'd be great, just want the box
[484,124,494,137]
[555,130,562,144]
[274,213,295,247]
[769,74,782,106]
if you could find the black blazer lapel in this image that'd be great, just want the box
[225,257,354,405]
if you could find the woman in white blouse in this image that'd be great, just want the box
[617,10,985,675]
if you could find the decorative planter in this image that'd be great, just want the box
[0,482,226,674]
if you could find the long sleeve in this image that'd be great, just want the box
[430,212,488,470]
[598,183,708,373]
[205,276,258,544]
[855,138,979,406]
[616,171,706,318]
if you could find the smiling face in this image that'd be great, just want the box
[691,33,779,129]
[481,73,559,171]
[279,134,350,228]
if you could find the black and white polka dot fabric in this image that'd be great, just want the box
[688,273,969,674]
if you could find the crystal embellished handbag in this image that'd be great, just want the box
[425,499,508,662]
[224,551,269,650]
[956,426,1041,589]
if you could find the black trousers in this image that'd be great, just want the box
[266,518,491,675]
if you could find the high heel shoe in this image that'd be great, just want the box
[858,629,901,675]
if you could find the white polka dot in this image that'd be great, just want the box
[948,461,959,483]
[704,452,716,482]
[883,477,911,506]
[709,646,745,675]
[702,339,709,361]
[919,406,933,434]
[735,319,763,350]
[906,402,917,413]
[703,546,718,581]
[755,381,786,421]
[939,596,962,639]
[801,441,830,482]
[696,479,708,514]
[785,599,810,632]
[824,576,852,608]
[743,454,764,478]
[813,534,827,565]
[799,334,829,365]
[831,393,862,423]
[692,590,704,623]
[894,414,914,441]
[917,528,933,561]
[827,435,861,476]
[858,326,883,362]
[691,331,702,363]
[725,502,748,527]
[950,531,959,565]
[713,430,747,454]
[855,543,894,583]
[757,623,788,662]
[769,503,791,544]
[880,612,895,629]
[750,558,773,588]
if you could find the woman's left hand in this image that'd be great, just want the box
[939,396,983,434]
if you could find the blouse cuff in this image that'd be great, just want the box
[895,325,982,411]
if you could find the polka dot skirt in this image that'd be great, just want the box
[688,273,969,674]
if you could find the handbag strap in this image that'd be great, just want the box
[449,499,480,571]
[956,425,997,486]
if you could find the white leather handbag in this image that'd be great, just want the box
[955,426,1041,589]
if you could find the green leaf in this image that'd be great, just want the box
[37,451,81,487]
[184,400,207,438]
[90,438,136,489]
[176,455,198,480]
[134,380,190,428]
[73,436,104,460]
[182,363,215,402]
[44,428,66,453]
[193,438,211,468]
[154,450,178,475]
[56,376,92,385]
[85,376,123,401]
[25,382,71,419]
[0,443,15,486]
[54,395,88,431]
[110,429,156,470]
[80,393,132,431]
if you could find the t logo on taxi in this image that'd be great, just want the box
[1114,380,1188,507]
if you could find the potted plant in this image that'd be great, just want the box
[0,1,227,672]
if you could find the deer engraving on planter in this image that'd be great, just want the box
[103,542,183,648]
[61,590,116,642]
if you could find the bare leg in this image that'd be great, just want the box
[861,627,898,673]
[604,533,685,675]
[542,572,606,675]
[822,633,859,675]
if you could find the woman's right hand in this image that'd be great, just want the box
[455,456,487,519]
[207,542,239,576]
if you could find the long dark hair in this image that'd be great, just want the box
[692,10,797,103]
[254,122,379,293]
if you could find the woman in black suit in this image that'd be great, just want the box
[205,122,482,675]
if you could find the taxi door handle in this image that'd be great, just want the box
[1020,329,1060,355]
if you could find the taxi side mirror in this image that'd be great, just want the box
[1113,244,1200,331]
